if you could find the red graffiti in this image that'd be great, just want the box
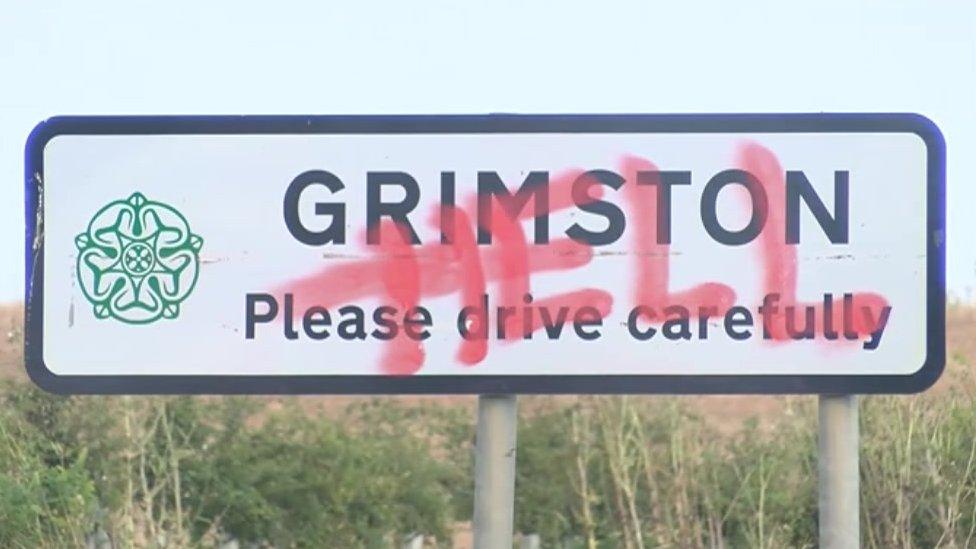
[737,142,889,342]
[275,144,891,374]
[370,221,425,374]
[278,170,614,374]
[620,155,737,320]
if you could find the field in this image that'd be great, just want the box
[1,302,975,547]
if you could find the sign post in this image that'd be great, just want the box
[818,394,860,548]
[25,114,945,548]
[473,394,518,549]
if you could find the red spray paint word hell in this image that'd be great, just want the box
[251,142,890,374]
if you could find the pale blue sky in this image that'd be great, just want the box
[2,1,974,302]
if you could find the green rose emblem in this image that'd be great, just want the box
[76,192,203,324]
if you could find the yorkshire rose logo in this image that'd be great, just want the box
[75,192,203,324]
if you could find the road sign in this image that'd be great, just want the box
[24,114,945,394]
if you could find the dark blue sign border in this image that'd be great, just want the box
[25,113,946,394]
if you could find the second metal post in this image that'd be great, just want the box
[818,394,860,549]
[473,394,518,549]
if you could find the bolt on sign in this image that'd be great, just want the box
[24,114,945,394]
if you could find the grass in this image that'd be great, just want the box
[513,383,976,548]
[0,379,973,547]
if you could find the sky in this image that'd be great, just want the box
[2,0,974,303]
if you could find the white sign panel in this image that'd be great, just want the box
[24,114,945,393]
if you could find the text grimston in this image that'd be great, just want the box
[283,168,848,247]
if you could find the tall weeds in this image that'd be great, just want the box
[1,380,975,547]
[515,381,976,548]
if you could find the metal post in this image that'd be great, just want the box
[818,394,859,549]
[473,394,518,549]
